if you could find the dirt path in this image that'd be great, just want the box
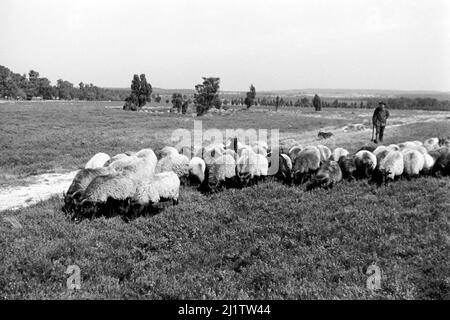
[0,171,78,212]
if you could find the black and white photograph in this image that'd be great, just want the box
[0,0,449,305]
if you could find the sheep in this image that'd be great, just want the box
[108,155,140,171]
[104,153,128,166]
[236,151,268,186]
[201,154,237,191]
[292,147,321,184]
[402,150,424,179]
[223,149,238,161]
[386,144,400,152]
[374,145,390,155]
[85,152,111,169]
[66,167,113,198]
[357,145,376,153]
[123,155,157,181]
[373,151,404,185]
[331,147,349,161]
[134,148,157,173]
[63,167,114,213]
[439,137,450,148]
[69,172,139,219]
[80,173,137,204]
[316,145,332,163]
[252,145,267,156]
[375,149,390,167]
[279,138,298,154]
[252,140,268,151]
[274,153,293,184]
[157,146,179,159]
[237,145,254,158]
[306,160,342,191]
[354,150,377,179]
[203,145,224,165]
[125,150,136,156]
[187,156,205,186]
[398,141,418,150]
[424,137,439,152]
[178,145,194,158]
[225,137,243,153]
[132,171,180,207]
[338,155,357,181]
[288,145,303,161]
[421,153,435,175]
[432,149,450,176]
[155,151,189,183]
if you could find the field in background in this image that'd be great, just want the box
[1,101,449,185]
[0,101,449,299]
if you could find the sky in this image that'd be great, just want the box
[1,0,449,91]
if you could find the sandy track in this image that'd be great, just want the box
[0,171,78,212]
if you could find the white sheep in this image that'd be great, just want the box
[252,145,267,156]
[132,171,180,206]
[108,154,139,171]
[386,144,400,152]
[422,153,435,175]
[223,149,238,160]
[398,141,418,150]
[424,137,439,152]
[203,154,237,190]
[316,145,332,162]
[203,144,224,165]
[188,157,206,185]
[155,151,189,182]
[104,153,128,166]
[331,147,349,161]
[85,152,111,169]
[402,149,424,178]
[81,173,138,204]
[252,140,268,151]
[373,146,387,156]
[375,150,404,184]
[66,167,113,199]
[237,151,268,185]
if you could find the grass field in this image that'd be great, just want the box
[0,101,449,299]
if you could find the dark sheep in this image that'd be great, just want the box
[357,145,376,153]
[306,160,343,190]
[432,150,450,176]
[337,155,357,181]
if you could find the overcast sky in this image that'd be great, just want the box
[1,0,449,91]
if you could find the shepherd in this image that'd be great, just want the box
[372,101,390,143]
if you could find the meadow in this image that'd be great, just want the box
[0,101,449,299]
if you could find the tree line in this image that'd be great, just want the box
[0,65,129,101]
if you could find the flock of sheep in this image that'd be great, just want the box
[63,135,450,220]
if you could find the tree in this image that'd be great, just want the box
[37,77,53,99]
[171,93,183,113]
[124,74,152,110]
[26,70,40,99]
[313,94,322,111]
[244,84,256,109]
[275,96,280,112]
[139,74,152,107]
[56,79,74,100]
[194,77,220,116]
